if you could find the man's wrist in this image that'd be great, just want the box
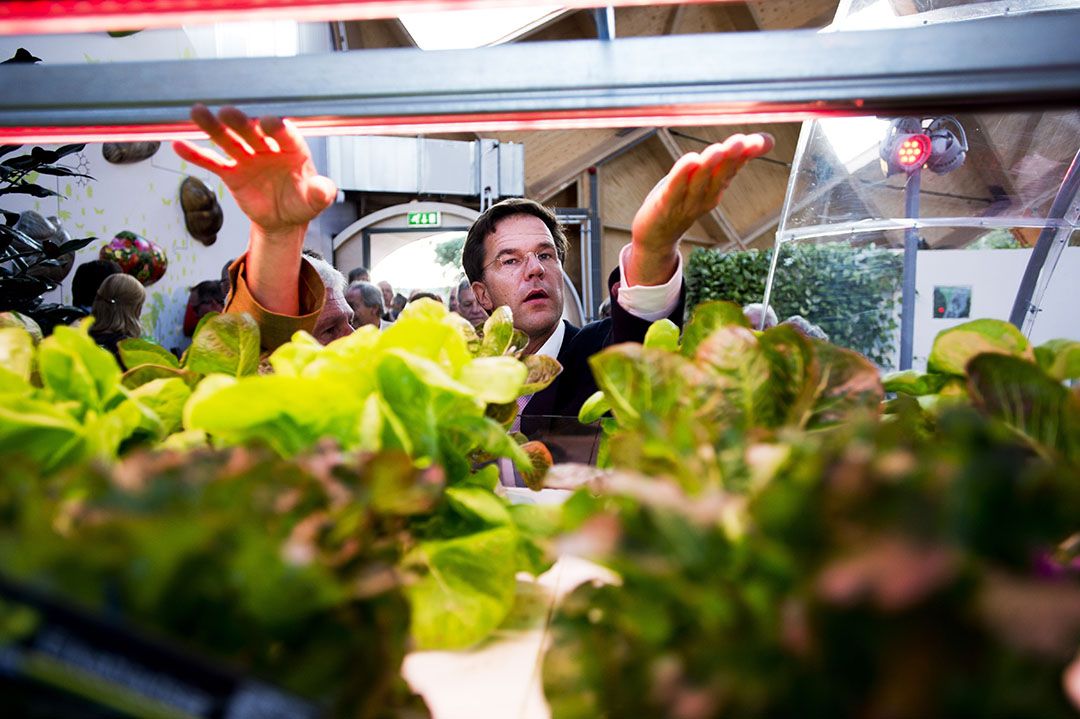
[252,224,307,248]
[625,244,679,286]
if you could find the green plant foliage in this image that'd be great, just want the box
[0,301,562,714]
[887,319,1079,460]
[927,318,1034,376]
[0,143,97,333]
[1034,338,1080,382]
[548,312,1080,718]
[582,301,882,491]
[433,234,466,272]
[686,242,902,366]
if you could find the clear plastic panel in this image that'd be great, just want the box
[831,0,1077,30]
[765,0,1080,367]
[780,111,1080,239]
[764,226,1079,372]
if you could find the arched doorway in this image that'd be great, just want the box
[333,201,478,284]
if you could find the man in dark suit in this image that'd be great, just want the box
[461,198,688,419]
[173,105,772,410]
[460,121,771,418]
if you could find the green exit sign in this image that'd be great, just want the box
[407,211,441,227]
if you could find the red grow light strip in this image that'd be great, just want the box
[0,104,857,144]
[0,0,714,35]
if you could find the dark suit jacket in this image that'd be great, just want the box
[523,268,686,419]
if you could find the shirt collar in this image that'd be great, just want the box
[534,319,565,359]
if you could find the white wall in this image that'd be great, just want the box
[1,24,343,352]
[910,247,1080,371]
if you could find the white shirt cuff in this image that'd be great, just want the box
[614,244,682,322]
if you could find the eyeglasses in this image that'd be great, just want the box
[483,249,561,275]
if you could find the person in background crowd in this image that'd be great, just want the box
[304,250,354,345]
[377,280,394,320]
[183,279,226,336]
[220,258,235,298]
[781,314,829,341]
[597,297,611,319]
[90,273,145,363]
[348,266,370,284]
[345,281,389,330]
[743,302,778,330]
[448,283,459,314]
[408,290,443,305]
[71,259,121,314]
[455,276,488,326]
[390,293,407,320]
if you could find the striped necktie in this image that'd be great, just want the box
[510,393,533,433]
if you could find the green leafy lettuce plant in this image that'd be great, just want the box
[543,305,1080,718]
[0,300,562,715]
[883,319,1080,462]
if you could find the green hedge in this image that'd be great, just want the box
[686,242,903,366]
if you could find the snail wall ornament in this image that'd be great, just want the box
[102,142,161,164]
[99,231,167,286]
[180,176,224,246]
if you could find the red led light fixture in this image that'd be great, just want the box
[896,133,931,168]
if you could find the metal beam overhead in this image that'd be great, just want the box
[1,12,1079,143]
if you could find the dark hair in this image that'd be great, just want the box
[408,290,443,305]
[71,259,122,308]
[347,266,370,283]
[347,281,384,312]
[462,198,567,283]
[190,279,226,304]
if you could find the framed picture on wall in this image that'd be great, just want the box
[933,285,972,318]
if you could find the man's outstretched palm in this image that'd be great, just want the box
[631,132,774,258]
[173,105,336,235]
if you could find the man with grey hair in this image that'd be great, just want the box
[455,276,488,326]
[346,281,388,330]
[302,250,354,345]
[742,302,778,330]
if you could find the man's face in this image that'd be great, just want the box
[345,288,382,329]
[456,284,489,326]
[313,288,355,344]
[472,214,563,342]
[378,281,393,308]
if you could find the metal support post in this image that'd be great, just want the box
[899,168,921,371]
[1008,146,1080,332]
[588,168,603,323]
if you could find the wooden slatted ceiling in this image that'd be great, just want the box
[745,0,840,29]
[600,136,715,244]
[666,123,799,244]
[341,17,415,49]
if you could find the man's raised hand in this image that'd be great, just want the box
[172,105,337,238]
[627,132,774,286]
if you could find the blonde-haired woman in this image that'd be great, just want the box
[90,273,145,363]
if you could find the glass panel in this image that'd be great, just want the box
[780,111,1080,238]
[765,226,1080,372]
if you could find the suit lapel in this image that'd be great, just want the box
[523,320,577,417]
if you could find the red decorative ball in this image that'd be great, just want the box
[99,231,167,286]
